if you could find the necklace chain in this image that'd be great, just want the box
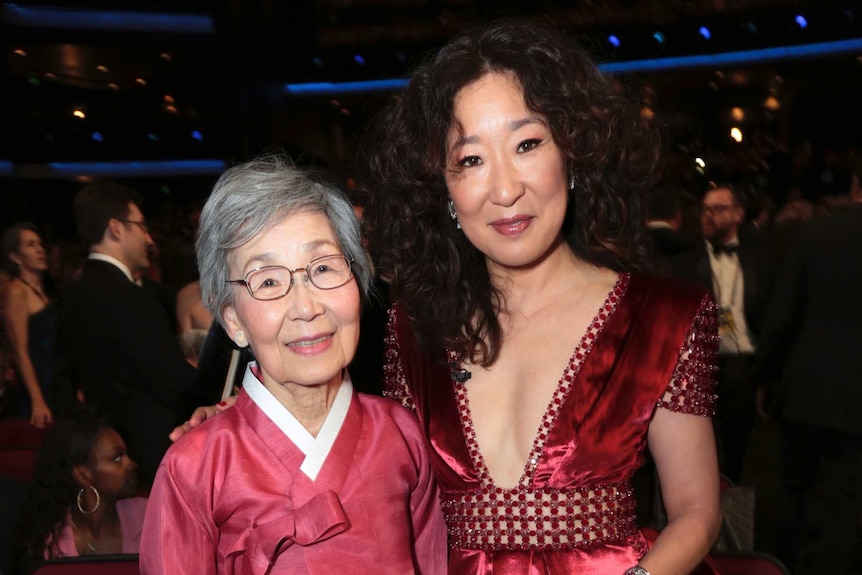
[17,276,47,304]
[71,519,102,554]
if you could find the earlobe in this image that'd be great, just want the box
[222,305,241,337]
[106,219,122,241]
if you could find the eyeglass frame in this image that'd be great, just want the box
[118,219,150,234]
[226,254,354,301]
[701,204,737,216]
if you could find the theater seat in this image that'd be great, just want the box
[0,418,48,450]
[30,553,140,575]
[0,447,41,482]
[708,551,790,575]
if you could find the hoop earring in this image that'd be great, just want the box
[76,485,101,515]
[234,330,248,348]
[447,200,461,230]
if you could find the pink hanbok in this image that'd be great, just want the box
[140,366,446,574]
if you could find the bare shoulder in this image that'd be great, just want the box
[177,281,201,302]
[4,279,26,299]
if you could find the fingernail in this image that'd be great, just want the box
[218,401,227,406]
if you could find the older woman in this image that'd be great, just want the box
[140,155,446,574]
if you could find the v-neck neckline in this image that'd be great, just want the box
[451,272,630,490]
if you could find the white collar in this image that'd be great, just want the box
[242,362,353,481]
[88,253,135,283]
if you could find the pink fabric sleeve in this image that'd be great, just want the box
[118,496,149,553]
[407,420,448,574]
[139,462,218,574]
[657,293,719,416]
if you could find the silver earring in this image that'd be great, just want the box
[234,330,248,348]
[568,172,575,191]
[447,200,461,230]
[76,485,101,515]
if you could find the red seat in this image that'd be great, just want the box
[30,554,140,575]
[0,447,40,482]
[0,417,49,449]
[708,552,790,575]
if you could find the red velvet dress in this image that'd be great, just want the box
[385,273,718,574]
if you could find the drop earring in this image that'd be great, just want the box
[568,172,576,191]
[447,200,461,230]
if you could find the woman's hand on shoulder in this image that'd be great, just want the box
[169,396,236,442]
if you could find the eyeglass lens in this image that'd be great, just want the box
[246,255,351,299]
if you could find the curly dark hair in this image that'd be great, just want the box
[358,16,661,365]
[16,407,111,573]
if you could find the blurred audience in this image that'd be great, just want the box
[644,182,696,267]
[755,152,862,574]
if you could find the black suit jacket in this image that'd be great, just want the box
[755,204,862,434]
[53,259,205,485]
[671,223,776,343]
[648,226,695,260]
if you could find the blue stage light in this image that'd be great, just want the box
[283,38,862,95]
[1,3,214,34]
[284,79,409,96]
[608,35,621,48]
[699,27,711,40]
[795,15,808,29]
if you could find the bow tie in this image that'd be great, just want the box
[711,242,739,256]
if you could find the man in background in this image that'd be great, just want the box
[674,182,775,483]
[644,182,695,265]
[53,182,206,487]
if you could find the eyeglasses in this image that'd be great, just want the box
[702,204,735,216]
[227,254,354,301]
[119,219,149,233]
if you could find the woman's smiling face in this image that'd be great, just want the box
[222,210,361,392]
[444,71,569,274]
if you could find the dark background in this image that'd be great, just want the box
[2,0,861,242]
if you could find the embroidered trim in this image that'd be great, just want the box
[453,273,630,489]
[383,307,415,412]
[656,294,720,416]
[441,481,639,551]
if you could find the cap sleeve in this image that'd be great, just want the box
[656,293,719,416]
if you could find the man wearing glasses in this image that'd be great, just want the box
[53,182,209,489]
[673,182,775,485]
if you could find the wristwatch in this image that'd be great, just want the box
[623,567,650,575]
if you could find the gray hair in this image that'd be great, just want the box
[196,154,372,326]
